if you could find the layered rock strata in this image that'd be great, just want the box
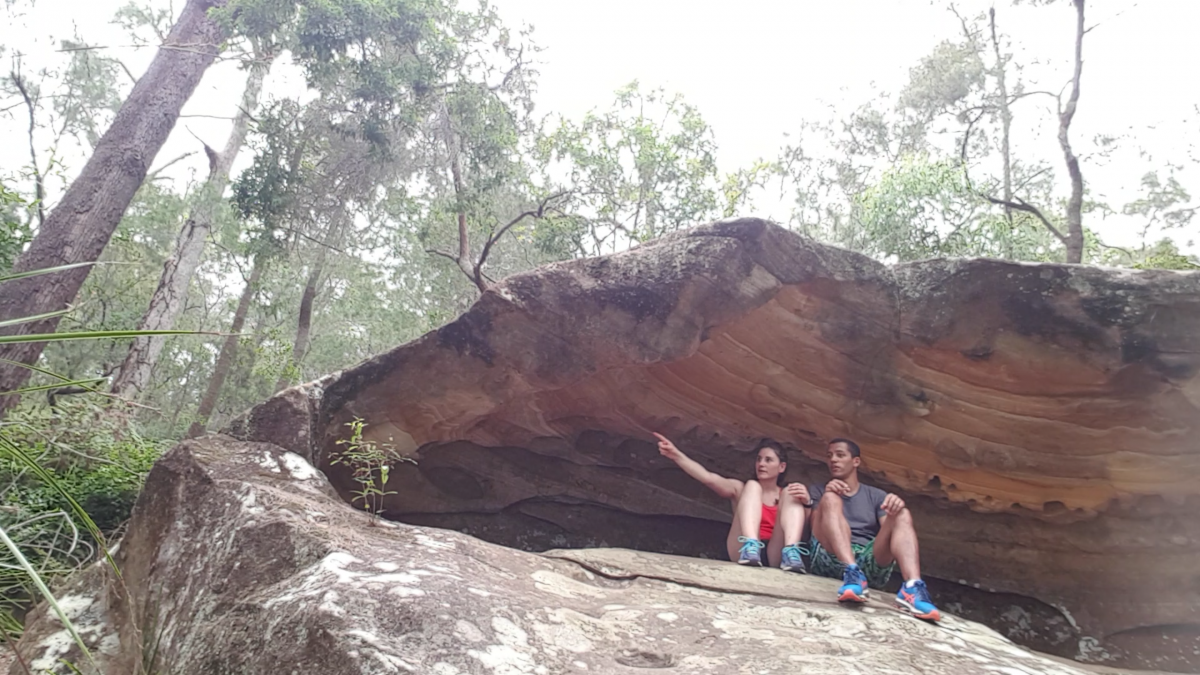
[256,219,1198,671]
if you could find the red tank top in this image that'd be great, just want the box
[759,504,778,541]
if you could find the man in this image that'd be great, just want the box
[792,438,941,622]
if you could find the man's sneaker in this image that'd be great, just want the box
[780,544,807,574]
[736,537,765,566]
[838,564,869,603]
[896,579,941,622]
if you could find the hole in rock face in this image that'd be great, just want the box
[370,433,763,559]
[318,429,1110,665]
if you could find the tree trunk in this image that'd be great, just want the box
[988,10,1014,217]
[1059,0,1086,264]
[0,0,227,411]
[274,212,351,392]
[186,256,263,438]
[111,54,272,400]
[437,102,487,293]
[449,136,485,292]
[274,259,322,392]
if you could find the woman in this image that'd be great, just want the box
[653,433,808,572]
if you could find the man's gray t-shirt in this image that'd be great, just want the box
[808,482,888,545]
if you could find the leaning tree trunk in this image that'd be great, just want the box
[1059,0,1086,264]
[988,7,1016,258]
[274,261,322,393]
[0,0,227,411]
[186,255,263,438]
[273,215,348,392]
[112,55,272,400]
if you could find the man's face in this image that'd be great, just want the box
[826,442,860,479]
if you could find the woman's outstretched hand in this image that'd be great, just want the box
[653,432,683,462]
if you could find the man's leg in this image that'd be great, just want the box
[872,508,920,581]
[813,491,869,602]
[812,491,855,565]
[773,489,807,572]
[873,508,940,621]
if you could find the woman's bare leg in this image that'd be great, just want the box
[735,480,764,544]
[767,489,805,566]
[725,520,744,562]
[778,489,806,545]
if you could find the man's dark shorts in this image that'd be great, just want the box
[807,539,896,589]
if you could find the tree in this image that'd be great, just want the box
[0,182,30,273]
[853,155,1056,262]
[1055,0,1087,264]
[402,6,562,294]
[184,98,309,437]
[186,251,268,438]
[0,0,229,413]
[180,0,532,428]
[536,83,722,257]
[111,45,277,400]
[933,1,1088,262]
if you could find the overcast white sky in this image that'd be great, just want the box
[3,0,1198,252]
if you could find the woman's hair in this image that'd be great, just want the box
[752,438,790,487]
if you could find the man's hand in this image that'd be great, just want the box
[825,479,851,496]
[785,483,811,506]
[881,493,906,516]
[653,432,684,462]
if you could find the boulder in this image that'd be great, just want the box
[9,437,1161,674]
[236,219,1193,670]
[18,218,1195,672]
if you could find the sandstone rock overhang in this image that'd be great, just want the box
[11,437,1136,675]
[226,218,1200,670]
[321,218,1200,516]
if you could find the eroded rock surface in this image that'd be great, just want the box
[212,219,1200,670]
[10,438,1162,674]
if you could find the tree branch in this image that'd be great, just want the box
[10,72,46,228]
[425,248,460,264]
[276,225,346,254]
[184,125,218,175]
[983,195,1068,244]
[473,190,570,283]
[146,151,196,182]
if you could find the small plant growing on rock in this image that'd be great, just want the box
[331,418,413,524]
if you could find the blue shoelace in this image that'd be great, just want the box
[781,544,805,562]
[737,536,765,552]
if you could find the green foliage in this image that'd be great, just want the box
[852,155,1058,261]
[1122,170,1196,237]
[536,83,721,255]
[0,397,167,643]
[0,182,30,273]
[2,401,164,529]
[331,417,413,522]
[1098,238,1200,271]
[899,40,987,122]
[1133,245,1200,271]
[215,0,459,144]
